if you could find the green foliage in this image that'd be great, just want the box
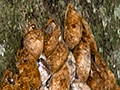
[59,0,65,7]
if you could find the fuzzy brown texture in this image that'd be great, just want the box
[0,69,15,90]
[112,84,120,90]
[64,4,83,50]
[95,53,116,87]
[0,69,30,90]
[16,49,41,89]
[87,62,108,90]
[43,18,57,34]
[1,83,15,90]
[1,69,13,84]
[23,22,44,61]
[73,40,91,82]
[49,64,70,90]
[43,18,61,57]
[81,18,97,55]
[86,75,101,90]
[13,74,30,90]
[47,41,68,73]
[86,53,116,90]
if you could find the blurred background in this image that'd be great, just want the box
[0,0,120,86]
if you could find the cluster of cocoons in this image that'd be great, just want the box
[0,4,120,90]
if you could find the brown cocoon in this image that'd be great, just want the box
[112,84,120,90]
[87,53,117,90]
[16,49,41,89]
[23,22,44,60]
[49,64,70,90]
[1,69,13,84]
[88,61,109,90]
[14,74,30,90]
[43,18,61,57]
[86,75,101,90]
[47,41,68,73]
[73,40,91,82]
[64,4,83,49]
[1,83,15,90]
[0,69,15,90]
[81,18,97,55]
[95,53,116,89]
